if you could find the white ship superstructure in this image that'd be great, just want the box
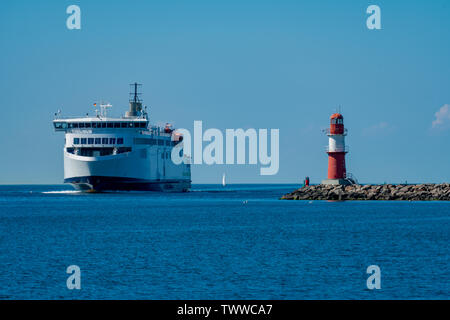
[53,83,191,192]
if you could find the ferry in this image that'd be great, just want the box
[52,83,191,192]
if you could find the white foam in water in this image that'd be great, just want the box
[42,190,82,194]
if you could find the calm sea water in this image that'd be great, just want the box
[0,184,448,300]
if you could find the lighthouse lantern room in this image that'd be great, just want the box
[321,112,356,186]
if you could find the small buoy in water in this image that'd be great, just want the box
[308,201,313,204]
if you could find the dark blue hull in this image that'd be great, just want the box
[64,176,191,192]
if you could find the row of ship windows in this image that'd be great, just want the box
[67,147,172,159]
[73,137,124,145]
[72,137,174,146]
[67,147,131,157]
[55,122,147,129]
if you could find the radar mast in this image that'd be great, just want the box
[125,82,143,118]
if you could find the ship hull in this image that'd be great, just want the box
[65,176,190,192]
[63,147,191,192]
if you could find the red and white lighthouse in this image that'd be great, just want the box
[322,113,354,185]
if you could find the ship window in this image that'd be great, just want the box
[110,138,116,144]
[158,140,164,146]
[68,123,73,128]
[54,122,63,129]
[79,123,85,128]
[95,138,101,144]
[101,123,107,128]
[85,123,92,128]
[81,138,87,144]
[114,122,120,128]
[92,123,97,128]
[117,138,124,144]
[102,138,108,144]
[120,122,127,128]
[73,123,79,128]
[139,122,147,128]
[88,138,94,144]
[73,138,80,145]
[165,140,171,146]
[107,122,113,128]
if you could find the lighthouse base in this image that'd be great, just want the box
[321,178,353,186]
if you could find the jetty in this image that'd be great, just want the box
[281,184,450,201]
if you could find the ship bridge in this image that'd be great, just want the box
[53,118,148,131]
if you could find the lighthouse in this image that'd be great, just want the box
[322,113,356,186]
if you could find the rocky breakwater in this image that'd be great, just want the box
[281,184,450,201]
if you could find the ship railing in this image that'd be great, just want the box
[53,116,148,121]
[148,126,173,137]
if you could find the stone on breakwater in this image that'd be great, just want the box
[281,184,450,201]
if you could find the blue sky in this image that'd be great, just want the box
[0,0,449,184]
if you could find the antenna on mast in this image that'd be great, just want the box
[100,103,112,117]
[126,82,143,117]
[129,82,142,103]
